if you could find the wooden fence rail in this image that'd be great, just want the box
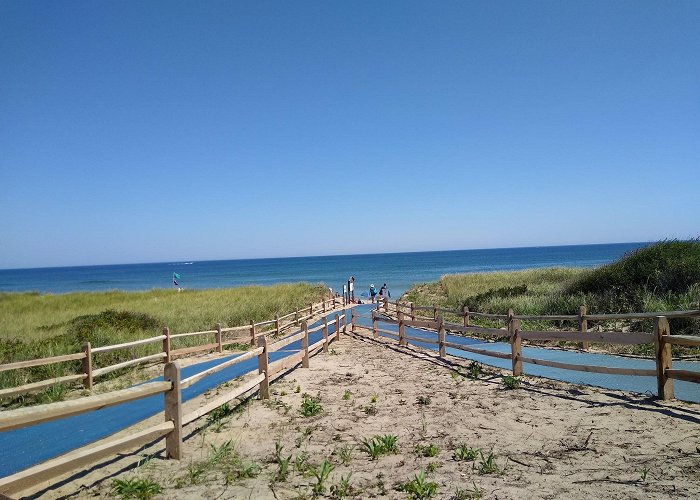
[365,301,700,402]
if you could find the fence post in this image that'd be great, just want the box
[164,362,183,460]
[411,302,415,321]
[301,321,310,368]
[215,323,223,353]
[322,317,329,352]
[162,327,171,364]
[351,309,356,332]
[508,309,522,376]
[309,303,313,317]
[257,335,270,399]
[438,314,446,357]
[342,308,347,333]
[462,306,470,327]
[654,316,674,400]
[81,342,93,390]
[399,314,406,346]
[579,305,588,350]
[335,314,340,341]
[275,314,280,336]
[433,306,438,321]
[323,300,327,313]
[249,321,256,347]
[371,310,378,338]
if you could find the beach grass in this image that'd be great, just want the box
[0,283,326,399]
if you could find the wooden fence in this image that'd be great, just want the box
[0,297,340,400]
[0,305,348,497]
[353,299,700,401]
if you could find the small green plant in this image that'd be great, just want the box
[295,385,301,393]
[426,461,441,473]
[363,404,378,415]
[453,481,483,499]
[467,361,482,379]
[453,444,481,461]
[414,443,440,457]
[300,395,323,417]
[184,463,206,485]
[311,459,334,496]
[416,395,431,406]
[39,383,68,404]
[640,467,649,482]
[273,442,292,482]
[476,451,500,475]
[501,375,520,389]
[342,389,352,400]
[401,471,437,499]
[361,437,384,460]
[360,435,399,460]
[208,439,235,465]
[370,394,378,403]
[111,478,163,499]
[338,444,355,465]
[295,451,310,473]
[237,461,260,478]
[330,473,352,498]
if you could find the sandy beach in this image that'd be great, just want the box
[25,326,700,499]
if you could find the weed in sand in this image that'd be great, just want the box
[476,451,500,475]
[330,473,353,498]
[111,477,163,499]
[453,444,481,462]
[416,395,431,406]
[453,481,483,499]
[310,459,334,496]
[295,451,310,473]
[400,470,437,499]
[342,389,352,400]
[300,395,323,417]
[370,394,378,403]
[39,384,68,404]
[426,461,441,473]
[208,440,236,465]
[338,444,355,465]
[467,361,482,379]
[363,404,378,415]
[295,385,301,393]
[640,468,650,482]
[361,435,399,460]
[414,443,440,458]
[501,376,520,389]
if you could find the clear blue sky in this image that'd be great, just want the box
[1,1,698,269]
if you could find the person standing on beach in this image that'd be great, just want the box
[379,283,390,300]
[348,276,355,302]
[369,284,378,303]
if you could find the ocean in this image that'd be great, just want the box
[0,242,648,297]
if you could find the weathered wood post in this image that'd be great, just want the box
[164,362,183,460]
[508,309,522,376]
[323,299,327,313]
[371,310,378,338]
[342,308,347,333]
[215,323,223,353]
[335,314,340,341]
[257,335,270,400]
[162,326,171,363]
[249,321,256,347]
[301,321,310,368]
[309,303,313,317]
[275,314,280,336]
[398,310,406,346]
[462,306,470,327]
[351,309,356,332]
[579,305,589,350]
[81,342,93,390]
[438,314,446,357]
[294,310,299,326]
[410,302,415,321]
[654,316,673,400]
[433,306,438,321]
[322,317,329,352]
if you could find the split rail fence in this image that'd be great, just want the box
[350,299,700,401]
[0,299,347,497]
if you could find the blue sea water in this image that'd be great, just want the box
[0,242,648,297]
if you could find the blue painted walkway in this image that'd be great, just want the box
[1,304,698,478]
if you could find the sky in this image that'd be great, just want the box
[1,1,698,269]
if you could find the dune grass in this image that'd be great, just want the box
[0,283,326,400]
[403,241,700,355]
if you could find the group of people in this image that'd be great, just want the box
[344,276,390,304]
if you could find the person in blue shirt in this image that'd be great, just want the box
[369,284,378,303]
